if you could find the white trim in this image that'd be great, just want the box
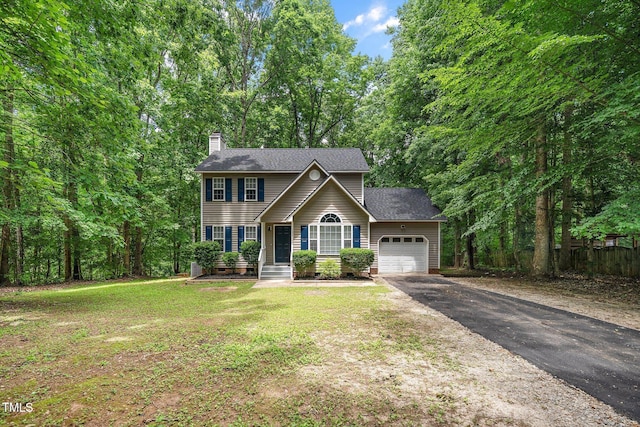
[361,174,365,204]
[285,175,375,223]
[255,160,330,222]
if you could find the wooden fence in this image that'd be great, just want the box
[564,247,640,277]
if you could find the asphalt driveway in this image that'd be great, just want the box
[384,275,640,422]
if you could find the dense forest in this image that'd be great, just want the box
[1,0,638,285]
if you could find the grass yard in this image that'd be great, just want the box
[0,279,453,426]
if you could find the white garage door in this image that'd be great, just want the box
[379,236,428,273]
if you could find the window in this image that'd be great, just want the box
[415,237,424,243]
[381,237,390,243]
[213,178,225,201]
[213,226,224,249]
[245,177,257,201]
[309,225,318,252]
[303,217,360,253]
[343,225,352,249]
[404,237,413,243]
[392,237,401,243]
[321,213,341,223]
[245,225,257,241]
[320,225,342,255]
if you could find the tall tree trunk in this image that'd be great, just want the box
[559,107,573,271]
[0,87,15,285]
[513,200,523,271]
[63,180,77,282]
[132,154,144,276]
[532,123,550,277]
[133,226,143,275]
[466,211,476,270]
[123,220,131,276]
[453,220,463,268]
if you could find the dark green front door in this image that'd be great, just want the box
[275,226,291,264]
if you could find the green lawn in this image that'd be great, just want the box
[0,279,450,426]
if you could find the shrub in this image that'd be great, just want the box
[318,259,340,279]
[192,241,222,274]
[222,252,240,273]
[340,248,375,276]
[240,240,261,275]
[292,250,317,277]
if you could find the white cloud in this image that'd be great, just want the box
[343,4,387,31]
[371,16,399,33]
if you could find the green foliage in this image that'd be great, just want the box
[192,242,222,273]
[222,252,240,273]
[340,249,374,276]
[240,240,261,273]
[292,250,317,277]
[317,259,340,280]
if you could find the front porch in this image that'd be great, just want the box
[258,222,293,280]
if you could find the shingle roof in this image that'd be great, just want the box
[364,188,446,221]
[195,148,370,172]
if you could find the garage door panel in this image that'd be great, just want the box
[379,239,427,273]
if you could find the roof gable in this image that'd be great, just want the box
[195,148,369,173]
[364,188,445,221]
[255,160,329,222]
[286,175,374,222]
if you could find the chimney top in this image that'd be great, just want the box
[209,132,226,154]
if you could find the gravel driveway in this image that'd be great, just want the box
[384,275,640,422]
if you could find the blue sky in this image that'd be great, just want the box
[330,0,405,60]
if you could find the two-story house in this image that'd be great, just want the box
[194,133,445,279]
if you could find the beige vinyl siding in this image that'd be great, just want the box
[201,173,296,267]
[333,173,363,202]
[292,180,370,266]
[261,166,326,223]
[370,222,440,270]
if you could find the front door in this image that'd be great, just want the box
[274,226,291,264]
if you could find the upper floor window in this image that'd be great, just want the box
[213,177,225,201]
[245,177,257,201]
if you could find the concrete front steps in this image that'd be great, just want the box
[260,265,292,280]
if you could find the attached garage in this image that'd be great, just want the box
[378,236,428,273]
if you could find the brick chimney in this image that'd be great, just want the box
[209,132,226,154]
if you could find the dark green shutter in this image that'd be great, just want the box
[205,226,212,241]
[257,225,262,243]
